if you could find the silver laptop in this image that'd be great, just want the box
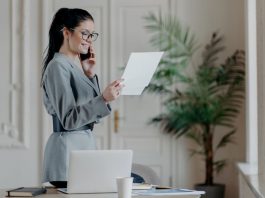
[58,150,133,194]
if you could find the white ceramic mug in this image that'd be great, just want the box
[116,177,133,198]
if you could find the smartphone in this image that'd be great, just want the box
[80,47,91,61]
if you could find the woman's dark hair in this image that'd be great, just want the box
[41,8,94,86]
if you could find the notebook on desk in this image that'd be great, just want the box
[58,150,133,194]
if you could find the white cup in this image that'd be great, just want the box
[116,177,133,198]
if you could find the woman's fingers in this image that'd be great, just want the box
[102,79,125,102]
[110,80,120,87]
[114,84,124,92]
[81,45,97,77]
[110,79,124,87]
[88,58,96,65]
[88,46,96,64]
[90,45,95,53]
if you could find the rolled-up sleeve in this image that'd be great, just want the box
[44,61,111,130]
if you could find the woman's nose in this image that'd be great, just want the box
[86,36,93,42]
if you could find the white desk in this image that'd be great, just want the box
[1,188,201,198]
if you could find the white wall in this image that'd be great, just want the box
[0,1,245,197]
[257,0,265,176]
[171,1,245,198]
[0,0,43,188]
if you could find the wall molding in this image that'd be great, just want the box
[0,0,30,149]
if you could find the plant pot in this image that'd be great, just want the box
[194,183,225,198]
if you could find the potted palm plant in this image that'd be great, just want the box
[144,13,245,198]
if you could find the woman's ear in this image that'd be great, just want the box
[62,27,70,40]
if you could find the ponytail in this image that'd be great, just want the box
[41,8,94,86]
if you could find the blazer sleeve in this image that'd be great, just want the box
[89,75,112,111]
[88,75,112,124]
[44,61,111,130]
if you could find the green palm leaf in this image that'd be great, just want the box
[144,13,245,185]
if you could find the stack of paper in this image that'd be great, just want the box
[132,183,153,190]
[133,188,205,196]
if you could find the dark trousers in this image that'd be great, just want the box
[50,181,67,188]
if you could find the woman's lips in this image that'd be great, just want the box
[81,44,89,53]
[81,44,89,47]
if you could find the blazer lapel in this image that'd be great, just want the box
[78,72,100,95]
[56,53,100,95]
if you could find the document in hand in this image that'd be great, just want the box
[121,52,164,95]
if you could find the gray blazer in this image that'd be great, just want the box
[42,52,111,183]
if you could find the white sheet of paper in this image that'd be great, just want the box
[121,52,164,95]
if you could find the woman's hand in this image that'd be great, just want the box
[81,45,96,78]
[102,79,124,102]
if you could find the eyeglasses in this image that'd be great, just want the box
[70,28,99,42]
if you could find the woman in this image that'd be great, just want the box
[41,8,123,188]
